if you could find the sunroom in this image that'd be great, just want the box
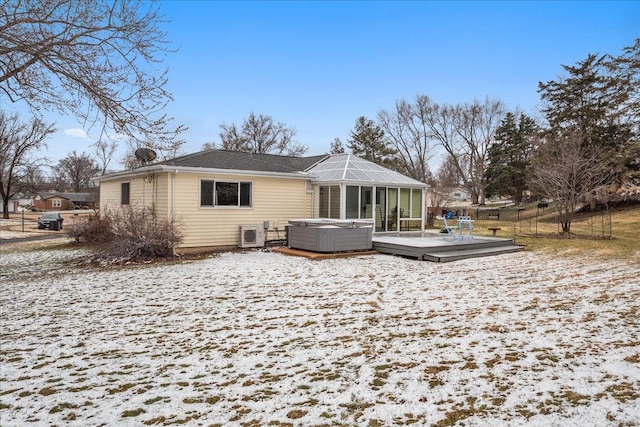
[308,154,427,232]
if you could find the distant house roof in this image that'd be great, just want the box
[38,192,96,203]
[161,150,327,174]
[307,153,426,187]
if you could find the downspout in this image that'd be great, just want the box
[172,170,178,253]
[421,187,426,231]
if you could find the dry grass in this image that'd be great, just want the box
[470,205,640,261]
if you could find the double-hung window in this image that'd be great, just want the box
[201,180,252,207]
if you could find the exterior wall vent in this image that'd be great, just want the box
[239,225,265,248]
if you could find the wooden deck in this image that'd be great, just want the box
[372,232,524,262]
[272,247,378,260]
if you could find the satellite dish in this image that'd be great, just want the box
[135,147,157,164]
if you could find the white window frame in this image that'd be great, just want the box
[200,179,252,208]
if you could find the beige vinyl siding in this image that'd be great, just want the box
[172,173,310,249]
[99,180,123,212]
[100,177,156,213]
[153,173,170,221]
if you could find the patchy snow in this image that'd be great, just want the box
[0,218,63,240]
[1,245,639,426]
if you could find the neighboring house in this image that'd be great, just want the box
[94,150,427,253]
[0,194,33,214]
[33,192,97,211]
[448,186,471,202]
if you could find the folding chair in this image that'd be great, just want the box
[436,215,458,239]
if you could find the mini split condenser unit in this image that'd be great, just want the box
[239,225,265,248]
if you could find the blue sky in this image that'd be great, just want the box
[7,1,640,168]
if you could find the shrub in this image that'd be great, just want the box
[72,207,183,263]
[103,207,183,261]
[68,213,113,244]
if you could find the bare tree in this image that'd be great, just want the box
[201,141,217,151]
[436,154,463,190]
[529,128,616,234]
[93,140,118,175]
[219,112,307,156]
[417,98,472,196]
[457,98,504,205]
[0,0,185,152]
[0,111,55,218]
[56,150,100,192]
[20,164,47,192]
[416,96,505,204]
[378,96,438,182]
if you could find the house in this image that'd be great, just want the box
[33,192,97,211]
[448,186,471,202]
[94,150,427,253]
[0,193,33,214]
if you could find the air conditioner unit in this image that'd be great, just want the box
[239,224,265,248]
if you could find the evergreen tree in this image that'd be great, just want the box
[538,48,636,177]
[347,116,396,166]
[485,113,538,204]
[330,137,345,154]
[531,41,638,232]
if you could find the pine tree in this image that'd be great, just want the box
[330,138,345,154]
[347,116,396,166]
[485,113,537,204]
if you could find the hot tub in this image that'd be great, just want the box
[287,219,374,253]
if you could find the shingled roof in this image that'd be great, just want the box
[161,150,327,173]
[38,192,96,203]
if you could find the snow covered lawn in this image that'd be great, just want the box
[1,245,639,426]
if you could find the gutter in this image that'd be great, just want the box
[92,165,316,183]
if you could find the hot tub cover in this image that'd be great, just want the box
[288,219,374,228]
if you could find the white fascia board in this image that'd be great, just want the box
[312,179,427,188]
[93,165,316,182]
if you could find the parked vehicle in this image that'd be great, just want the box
[537,199,549,208]
[38,212,64,230]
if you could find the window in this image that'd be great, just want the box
[345,186,359,219]
[52,199,62,208]
[121,182,130,205]
[319,185,340,219]
[200,180,251,207]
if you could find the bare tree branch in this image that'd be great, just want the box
[378,95,438,183]
[0,0,185,152]
[530,127,617,234]
[219,112,307,156]
[0,110,55,218]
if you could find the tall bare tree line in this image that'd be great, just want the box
[378,95,505,204]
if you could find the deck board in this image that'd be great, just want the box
[372,232,524,262]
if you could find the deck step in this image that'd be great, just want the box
[422,245,524,262]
